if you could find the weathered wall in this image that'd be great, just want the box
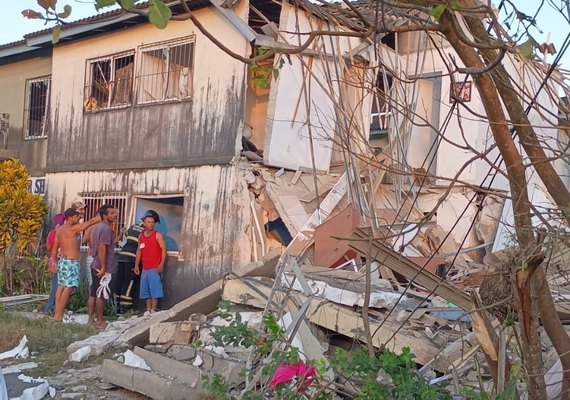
[0,55,51,175]
[46,163,252,307]
[264,3,367,172]
[48,5,249,172]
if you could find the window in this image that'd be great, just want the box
[79,193,128,247]
[136,37,194,105]
[370,71,393,148]
[84,51,134,111]
[24,77,51,139]
[134,196,184,252]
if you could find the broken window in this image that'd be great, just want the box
[136,37,194,105]
[134,196,184,252]
[370,71,393,147]
[80,193,128,247]
[24,77,51,139]
[84,51,134,111]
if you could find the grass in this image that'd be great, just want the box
[0,306,97,376]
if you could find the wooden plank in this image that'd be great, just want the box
[286,173,347,258]
[349,228,472,311]
[222,279,440,365]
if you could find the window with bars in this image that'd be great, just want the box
[136,37,194,105]
[24,77,51,139]
[370,72,393,137]
[79,193,128,247]
[84,51,135,111]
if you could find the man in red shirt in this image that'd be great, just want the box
[134,210,167,313]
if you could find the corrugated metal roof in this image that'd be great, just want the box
[0,0,211,50]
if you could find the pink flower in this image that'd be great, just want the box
[269,361,317,392]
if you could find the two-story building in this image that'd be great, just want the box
[0,0,565,304]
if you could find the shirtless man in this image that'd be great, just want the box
[51,207,102,321]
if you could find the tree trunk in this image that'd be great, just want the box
[534,268,570,399]
[441,14,547,399]
[461,11,570,226]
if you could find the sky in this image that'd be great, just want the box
[1,0,569,69]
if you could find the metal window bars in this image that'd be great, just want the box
[136,37,194,105]
[78,193,128,246]
[24,77,51,139]
[84,51,135,111]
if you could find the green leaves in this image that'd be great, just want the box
[95,0,117,11]
[516,36,539,59]
[431,4,447,21]
[118,0,135,10]
[149,0,171,29]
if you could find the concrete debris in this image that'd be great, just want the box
[0,336,29,361]
[69,346,91,363]
[149,322,199,345]
[90,167,570,399]
[122,350,151,371]
[1,363,38,375]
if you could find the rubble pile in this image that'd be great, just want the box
[86,166,570,398]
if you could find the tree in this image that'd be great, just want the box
[0,159,47,295]
[22,0,570,398]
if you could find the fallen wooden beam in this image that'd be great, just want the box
[222,279,441,365]
[118,251,280,346]
[349,229,472,311]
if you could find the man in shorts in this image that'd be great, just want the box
[51,207,102,322]
[134,210,167,313]
[88,204,118,329]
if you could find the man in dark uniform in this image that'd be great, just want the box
[115,221,144,313]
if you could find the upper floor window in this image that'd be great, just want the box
[136,37,194,105]
[84,51,134,112]
[24,76,51,139]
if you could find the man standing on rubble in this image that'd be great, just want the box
[88,204,118,329]
[134,210,167,314]
[51,208,102,322]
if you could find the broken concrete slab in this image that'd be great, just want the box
[101,359,205,400]
[133,347,212,389]
[149,322,198,345]
[67,315,149,357]
[118,251,280,347]
[223,279,441,365]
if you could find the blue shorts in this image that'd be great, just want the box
[140,268,164,299]
[57,258,80,288]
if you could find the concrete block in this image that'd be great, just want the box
[101,359,206,400]
[149,322,198,345]
[168,345,196,361]
[67,331,119,356]
[133,347,211,388]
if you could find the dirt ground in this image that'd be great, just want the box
[0,304,147,399]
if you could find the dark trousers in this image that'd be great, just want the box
[115,260,139,310]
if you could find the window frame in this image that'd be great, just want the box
[84,50,136,112]
[135,36,195,106]
[78,192,129,250]
[23,76,51,140]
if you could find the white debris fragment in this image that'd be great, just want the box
[204,345,229,359]
[63,314,89,325]
[123,350,151,371]
[2,362,38,374]
[69,346,91,363]
[192,354,203,367]
[0,335,29,360]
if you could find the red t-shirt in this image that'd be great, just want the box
[47,229,56,252]
[139,231,162,269]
